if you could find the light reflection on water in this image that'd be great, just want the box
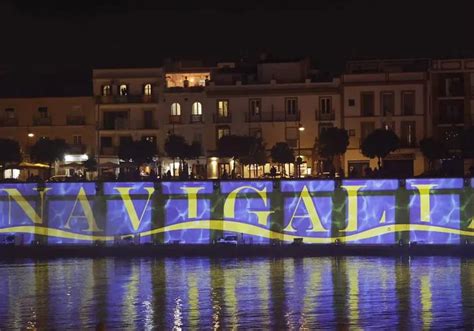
[0,257,472,329]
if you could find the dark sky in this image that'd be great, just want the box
[0,0,473,95]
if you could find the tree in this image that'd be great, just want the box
[361,129,400,169]
[30,138,69,177]
[0,139,22,179]
[241,138,267,178]
[270,142,295,175]
[317,127,349,175]
[118,139,158,176]
[419,137,446,171]
[461,127,474,159]
[217,135,256,176]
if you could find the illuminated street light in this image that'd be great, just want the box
[27,132,35,138]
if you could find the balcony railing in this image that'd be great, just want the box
[97,95,158,104]
[100,146,117,155]
[33,116,52,126]
[315,110,335,121]
[439,111,464,124]
[0,117,19,127]
[244,111,300,123]
[213,114,232,123]
[67,115,86,125]
[169,115,182,124]
[165,86,205,93]
[190,114,203,123]
[68,144,87,154]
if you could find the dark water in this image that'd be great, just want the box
[0,257,473,330]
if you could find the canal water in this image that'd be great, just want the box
[0,257,472,329]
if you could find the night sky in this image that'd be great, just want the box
[0,0,473,96]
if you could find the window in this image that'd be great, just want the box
[285,127,298,147]
[170,103,181,116]
[320,97,332,114]
[217,100,229,117]
[401,121,416,147]
[348,99,355,106]
[381,92,394,116]
[38,107,48,118]
[73,135,82,145]
[192,102,203,115]
[401,91,415,115]
[285,98,298,115]
[143,110,153,129]
[442,75,464,97]
[382,121,395,131]
[144,83,152,96]
[360,122,375,142]
[5,108,15,119]
[102,85,111,96]
[249,99,261,116]
[100,136,112,148]
[217,126,230,140]
[119,84,128,96]
[361,92,374,116]
[319,123,333,135]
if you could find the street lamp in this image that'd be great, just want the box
[26,131,35,161]
[297,124,305,177]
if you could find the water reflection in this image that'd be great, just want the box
[0,257,472,329]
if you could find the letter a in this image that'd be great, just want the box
[284,186,327,232]
[64,187,101,231]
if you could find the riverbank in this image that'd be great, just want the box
[0,244,473,258]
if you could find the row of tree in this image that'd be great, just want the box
[1,126,472,179]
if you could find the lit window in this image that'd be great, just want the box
[144,83,152,96]
[171,103,181,116]
[119,84,128,96]
[320,97,331,114]
[249,99,261,116]
[73,135,82,145]
[192,102,202,115]
[217,100,229,117]
[217,126,230,140]
[102,85,111,96]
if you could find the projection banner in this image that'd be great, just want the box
[0,178,473,245]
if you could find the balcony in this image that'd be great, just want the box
[213,114,232,123]
[33,116,52,126]
[165,86,205,93]
[101,118,130,130]
[0,117,18,127]
[315,110,335,121]
[190,114,203,123]
[439,111,464,125]
[169,115,182,124]
[96,95,158,104]
[67,115,86,126]
[68,144,87,154]
[244,111,300,123]
[100,146,117,155]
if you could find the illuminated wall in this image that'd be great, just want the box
[0,178,472,245]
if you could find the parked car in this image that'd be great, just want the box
[217,235,238,245]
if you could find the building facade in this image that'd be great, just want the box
[2,56,474,180]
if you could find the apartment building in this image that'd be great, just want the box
[341,59,431,177]
[0,96,95,178]
[430,59,474,174]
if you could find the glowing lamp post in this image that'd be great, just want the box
[297,124,305,178]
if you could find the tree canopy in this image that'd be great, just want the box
[30,138,68,175]
[0,138,22,179]
[317,127,349,161]
[361,129,400,168]
[270,142,294,165]
[419,137,446,170]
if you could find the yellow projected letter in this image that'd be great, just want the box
[115,187,155,231]
[223,186,273,226]
[64,187,101,231]
[283,186,327,232]
[1,188,50,224]
[340,185,365,232]
[412,184,436,223]
[181,186,205,218]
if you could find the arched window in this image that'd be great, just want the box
[192,102,202,115]
[170,103,181,116]
[144,83,152,96]
[119,84,128,96]
[102,85,111,96]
